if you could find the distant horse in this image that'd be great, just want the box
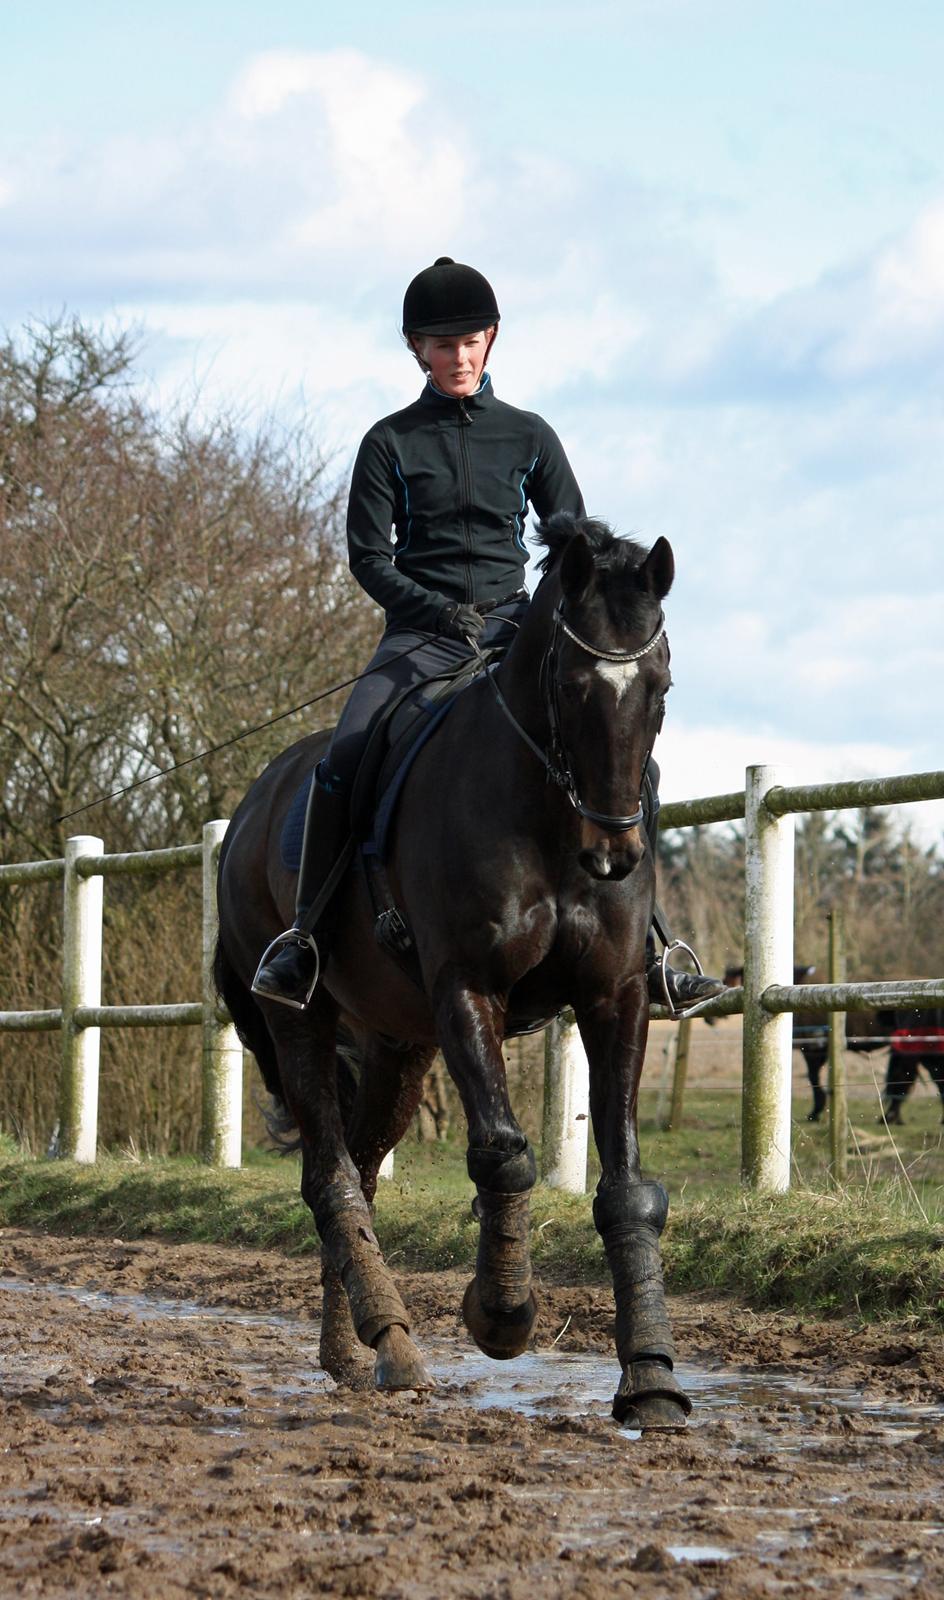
[723,963,883,1122]
[215,515,690,1429]
[724,967,944,1124]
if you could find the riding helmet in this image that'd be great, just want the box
[402,257,500,335]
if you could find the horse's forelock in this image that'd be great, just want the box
[535,513,649,578]
[535,514,657,633]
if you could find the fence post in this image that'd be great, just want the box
[59,835,104,1162]
[742,765,795,1191]
[201,820,243,1168]
[541,1012,590,1192]
[827,908,848,1185]
[658,1017,693,1132]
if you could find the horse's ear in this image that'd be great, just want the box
[559,532,595,600]
[639,536,674,600]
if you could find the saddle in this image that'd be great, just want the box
[280,649,497,969]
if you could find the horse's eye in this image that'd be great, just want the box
[559,680,587,705]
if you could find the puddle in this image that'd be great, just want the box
[2,1274,942,1595]
[2,1275,942,1445]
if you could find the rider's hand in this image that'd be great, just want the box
[436,602,486,643]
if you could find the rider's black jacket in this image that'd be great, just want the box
[346,375,585,633]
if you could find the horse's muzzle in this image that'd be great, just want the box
[578,827,646,881]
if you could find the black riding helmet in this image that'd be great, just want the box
[402,256,500,336]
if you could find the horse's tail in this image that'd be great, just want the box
[212,932,361,1151]
[212,935,282,1103]
[256,1024,362,1154]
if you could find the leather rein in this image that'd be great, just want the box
[481,603,667,834]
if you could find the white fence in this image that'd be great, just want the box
[542,763,944,1195]
[3,763,944,1185]
[0,823,242,1166]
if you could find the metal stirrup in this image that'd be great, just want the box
[656,938,716,1022]
[251,929,321,1011]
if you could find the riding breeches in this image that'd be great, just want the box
[320,598,529,792]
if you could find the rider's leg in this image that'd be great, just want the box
[252,765,351,1005]
[643,758,724,1010]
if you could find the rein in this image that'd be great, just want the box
[480,602,667,834]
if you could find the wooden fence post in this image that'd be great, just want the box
[201,820,243,1167]
[658,1018,692,1132]
[742,765,795,1191]
[541,1012,590,1193]
[59,835,104,1162]
[827,907,848,1184]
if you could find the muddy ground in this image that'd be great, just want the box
[1,1229,942,1599]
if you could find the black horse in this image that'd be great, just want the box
[215,514,690,1429]
[724,963,845,1121]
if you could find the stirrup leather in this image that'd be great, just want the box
[251,928,320,1010]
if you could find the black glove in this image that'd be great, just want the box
[436,601,486,643]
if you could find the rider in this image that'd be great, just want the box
[253,257,723,1013]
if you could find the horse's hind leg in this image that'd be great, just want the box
[578,978,691,1431]
[435,984,537,1361]
[322,1032,436,1392]
[263,998,428,1394]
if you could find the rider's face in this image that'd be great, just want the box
[413,328,495,397]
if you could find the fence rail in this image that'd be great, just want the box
[2,763,943,1188]
[544,763,944,1196]
[0,822,242,1167]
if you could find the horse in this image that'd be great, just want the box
[214,513,690,1430]
[724,966,944,1124]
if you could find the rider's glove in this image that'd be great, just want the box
[436,601,486,643]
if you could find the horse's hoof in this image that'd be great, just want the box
[806,1111,821,1123]
[612,1359,692,1431]
[462,1278,537,1360]
[373,1324,432,1393]
[329,1358,374,1393]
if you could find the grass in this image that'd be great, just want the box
[1,1089,942,1327]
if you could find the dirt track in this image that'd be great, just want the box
[2,1229,943,1598]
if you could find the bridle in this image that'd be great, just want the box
[481,601,668,834]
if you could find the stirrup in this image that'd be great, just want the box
[654,939,717,1021]
[251,928,320,1010]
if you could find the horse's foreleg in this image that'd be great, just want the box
[436,984,537,1360]
[578,976,691,1431]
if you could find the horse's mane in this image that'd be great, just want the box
[535,513,649,576]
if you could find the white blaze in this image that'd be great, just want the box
[596,659,639,701]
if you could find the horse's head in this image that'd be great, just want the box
[534,514,674,882]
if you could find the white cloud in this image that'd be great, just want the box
[658,722,944,849]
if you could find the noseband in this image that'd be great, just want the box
[483,603,667,834]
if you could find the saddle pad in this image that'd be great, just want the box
[372,694,458,862]
[280,771,313,872]
[279,694,459,873]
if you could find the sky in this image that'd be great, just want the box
[2,0,942,842]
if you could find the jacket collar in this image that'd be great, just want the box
[418,371,495,412]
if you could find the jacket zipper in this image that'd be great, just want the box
[456,400,474,602]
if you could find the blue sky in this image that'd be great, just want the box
[2,0,943,838]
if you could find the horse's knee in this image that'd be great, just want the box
[466,1139,536,1193]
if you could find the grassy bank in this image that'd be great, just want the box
[1,1119,941,1327]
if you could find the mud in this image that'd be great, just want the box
[2,1228,943,1599]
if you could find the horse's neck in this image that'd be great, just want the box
[493,581,557,721]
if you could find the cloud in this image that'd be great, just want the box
[657,722,944,849]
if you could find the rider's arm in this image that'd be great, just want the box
[347,426,450,632]
[529,419,586,521]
